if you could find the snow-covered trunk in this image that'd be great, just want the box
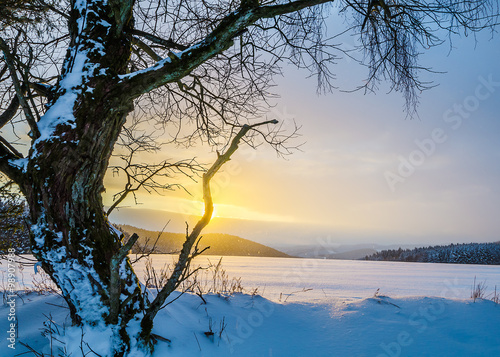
[17,1,152,355]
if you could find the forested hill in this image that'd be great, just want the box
[118,225,292,258]
[364,242,500,265]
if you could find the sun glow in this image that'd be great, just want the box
[199,202,218,219]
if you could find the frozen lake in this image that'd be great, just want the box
[132,255,500,303]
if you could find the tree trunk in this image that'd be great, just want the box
[15,1,153,355]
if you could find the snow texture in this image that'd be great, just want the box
[7,158,28,173]
[118,57,172,81]
[31,0,111,155]
[30,213,109,324]
[1,256,500,356]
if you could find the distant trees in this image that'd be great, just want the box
[0,200,29,253]
[0,0,498,355]
[0,175,29,253]
[365,242,500,265]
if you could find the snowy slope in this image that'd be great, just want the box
[2,292,499,357]
[1,256,500,356]
[151,293,500,357]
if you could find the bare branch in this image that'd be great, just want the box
[0,36,40,138]
[129,29,189,51]
[132,36,163,62]
[107,121,204,215]
[0,140,24,183]
[108,232,139,323]
[140,118,278,333]
[0,0,497,351]
[0,94,19,129]
[0,134,22,158]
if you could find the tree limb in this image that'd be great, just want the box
[140,118,278,337]
[0,140,24,184]
[38,0,70,20]
[0,135,22,159]
[109,232,139,323]
[0,37,40,138]
[0,95,20,130]
[129,29,189,51]
[132,36,163,62]
[108,0,135,35]
[29,82,53,98]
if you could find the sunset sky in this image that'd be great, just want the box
[106,26,500,248]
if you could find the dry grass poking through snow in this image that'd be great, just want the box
[143,256,244,301]
[470,276,500,304]
[1,263,59,302]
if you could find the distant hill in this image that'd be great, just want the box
[283,246,377,260]
[279,243,416,260]
[118,225,292,258]
[327,248,378,260]
[364,242,500,265]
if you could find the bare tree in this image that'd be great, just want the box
[0,0,497,355]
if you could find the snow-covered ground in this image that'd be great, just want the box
[133,255,500,302]
[1,255,500,356]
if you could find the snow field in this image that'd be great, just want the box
[1,255,499,356]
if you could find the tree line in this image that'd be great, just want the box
[365,242,500,265]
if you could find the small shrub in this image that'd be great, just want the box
[30,269,60,295]
[471,276,487,302]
